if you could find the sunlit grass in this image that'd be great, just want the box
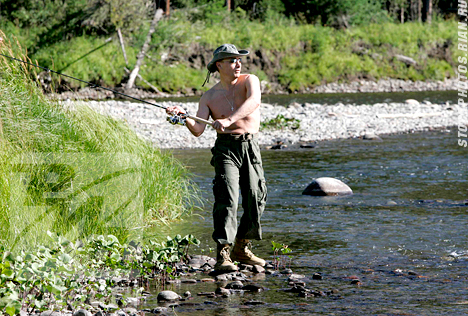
[0,32,199,252]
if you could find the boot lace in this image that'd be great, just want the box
[243,241,254,258]
[220,246,233,262]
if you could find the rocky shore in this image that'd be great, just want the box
[49,78,457,101]
[67,96,462,149]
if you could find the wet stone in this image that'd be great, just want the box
[239,264,254,271]
[281,268,293,274]
[242,283,264,292]
[151,307,168,314]
[184,291,191,297]
[215,274,227,282]
[73,309,92,316]
[288,274,306,281]
[215,287,231,296]
[157,290,181,302]
[226,281,244,289]
[201,278,215,283]
[253,265,265,273]
[197,292,216,297]
[181,279,197,284]
[312,272,323,280]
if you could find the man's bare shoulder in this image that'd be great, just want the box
[200,82,221,104]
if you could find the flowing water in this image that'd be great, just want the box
[141,128,467,316]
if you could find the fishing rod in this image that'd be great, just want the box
[0,52,212,126]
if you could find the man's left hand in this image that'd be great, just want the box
[213,118,232,132]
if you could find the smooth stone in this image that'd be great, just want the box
[181,279,197,284]
[363,133,382,141]
[41,312,63,316]
[302,177,353,196]
[151,307,167,314]
[405,99,420,105]
[253,265,265,273]
[215,287,231,296]
[73,310,92,316]
[288,274,306,281]
[312,272,323,280]
[157,290,181,302]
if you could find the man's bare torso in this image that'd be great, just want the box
[205,74,260,135]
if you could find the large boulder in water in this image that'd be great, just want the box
[302,177,353,196]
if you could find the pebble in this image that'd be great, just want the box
[65,98,464,149]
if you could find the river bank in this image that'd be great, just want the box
[49,78,456,101]
[66,94,463,149]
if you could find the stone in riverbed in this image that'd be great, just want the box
[157,290,181,302]
[73,310,92,316]
[302,177,353,196]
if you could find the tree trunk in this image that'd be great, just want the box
[226,0,231,12]
[126,8,164,90]
[166,0,170,16]
[418,0,422,22]
[117,28,128,65]
[427,0,432,24]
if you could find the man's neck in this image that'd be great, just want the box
[219,75,239,90]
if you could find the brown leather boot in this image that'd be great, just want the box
[230,238,266,266]
[214,244,238,272]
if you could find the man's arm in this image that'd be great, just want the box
[212,75,261,132]
[166,94,211,137]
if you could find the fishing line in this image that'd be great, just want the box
[0,52,212,125]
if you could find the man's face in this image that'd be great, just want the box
[217,57,242,77]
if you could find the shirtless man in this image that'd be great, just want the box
[166,44,267,271]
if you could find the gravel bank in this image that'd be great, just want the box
[68,99,464,149]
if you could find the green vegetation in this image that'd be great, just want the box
[0,232,199,315]
[271,241,292,270]
[0,33,198,252]
[0,0,458,94]
[261,114,300,131]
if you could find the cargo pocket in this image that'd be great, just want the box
[249,142,262,165]
[258,179,267,206]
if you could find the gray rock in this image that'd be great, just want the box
[73,310,92,316]
[151,307,168,314]
[302,177,353,196]
[215,287,231,296]
[225,281,243,289]
[363,133,382,141]
[405,98,420,105]
[41,312,63,316]
[253,265,265,273]
[157,290,181,302]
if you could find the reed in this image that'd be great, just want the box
[0,32,199,252]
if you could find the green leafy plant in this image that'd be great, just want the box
[271,241,292,270]
[261,114,300,131]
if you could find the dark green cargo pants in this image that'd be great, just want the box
[210,133,267,246]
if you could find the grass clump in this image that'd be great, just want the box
[0,32,199,253]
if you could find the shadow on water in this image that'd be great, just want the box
[146,128,468,315]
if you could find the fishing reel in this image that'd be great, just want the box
[167,113,187,126]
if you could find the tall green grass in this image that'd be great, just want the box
[0,33,199,252]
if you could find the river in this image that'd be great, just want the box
[141,91,467,315]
